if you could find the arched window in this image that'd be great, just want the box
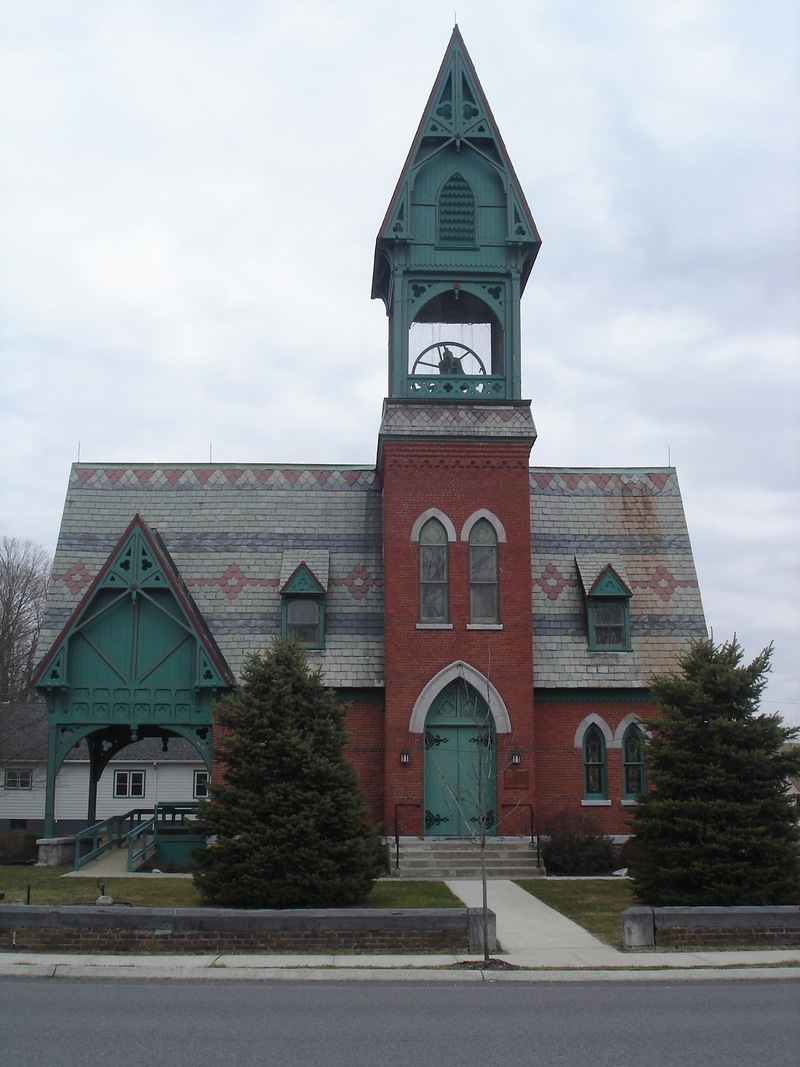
[419,518,449,623]
[623,724,646,799]
[583,724,607,800]
[469,518,498,624]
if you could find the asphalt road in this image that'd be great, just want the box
[2,977,798,1066]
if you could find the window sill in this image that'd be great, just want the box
[467,623,503,630]
[416,623,453,629]
[620,799,639,806]
[581,799,611,806]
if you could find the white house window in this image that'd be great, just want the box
[113,769,145,798]
[4,769,32,790]
[194,770,209,798]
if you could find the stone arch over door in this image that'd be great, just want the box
[421,679,498,838]
[408,660,511,734]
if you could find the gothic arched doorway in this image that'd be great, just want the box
[423,681,496,837]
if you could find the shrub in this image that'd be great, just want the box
[0,831,39,863]
[541,811,615,875]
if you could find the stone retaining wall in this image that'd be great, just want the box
[622,905,800,950]
[0,904,494,954]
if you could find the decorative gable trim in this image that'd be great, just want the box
[33,514,234,690]
[589,565,632,598]
[280,563,326,596]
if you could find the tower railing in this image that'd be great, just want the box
[406,375,506,400]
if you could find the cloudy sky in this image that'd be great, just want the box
[1,1,798,724]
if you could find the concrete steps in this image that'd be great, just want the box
[388,837,545,880]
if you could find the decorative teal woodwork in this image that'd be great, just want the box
[423,681,496,837]
[34,515,232,836]
[282,563,325,596]
[590,567,630,598]
[372,27,540,403]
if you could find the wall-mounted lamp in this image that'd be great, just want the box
[400,748,410,765]
[511,747,522,765]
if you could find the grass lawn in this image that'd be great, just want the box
[516,877,635,947]
[0,866,460,910]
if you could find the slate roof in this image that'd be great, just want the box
[39,461,706,696]
[40,464,385,688]
[530,467,707,688]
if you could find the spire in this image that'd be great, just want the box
[372,27,540,304]
[372,30,541,405]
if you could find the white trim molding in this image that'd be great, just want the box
[573,713,613,749]
[410,508,457,542]
[460,508,507,542]
[408,660,512,734]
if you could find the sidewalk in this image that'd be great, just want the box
[1,878,798,982]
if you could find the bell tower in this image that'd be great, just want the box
[372,25,540,403]
[375,29,542,840]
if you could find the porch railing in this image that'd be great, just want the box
[74,803,200,872]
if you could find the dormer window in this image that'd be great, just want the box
[577,560,632,652]
[280,562,326,650]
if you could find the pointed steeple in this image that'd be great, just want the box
[372,28,541,402]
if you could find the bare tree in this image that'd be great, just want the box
[0,537,51,702]
[427,668,523,962]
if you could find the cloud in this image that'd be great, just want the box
[0,0,797,722]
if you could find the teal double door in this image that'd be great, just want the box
[423,681,496,837]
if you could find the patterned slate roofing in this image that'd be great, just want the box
[39,462,706,695]
[41,464,385,688]
[379,400,537,440]
[530,467,707,687]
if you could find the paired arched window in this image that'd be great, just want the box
[577,717,647,801]
[419,518,449,623]
[414,510,503,625]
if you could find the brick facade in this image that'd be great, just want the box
[380,436,537,837]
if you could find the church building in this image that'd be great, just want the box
[31,29,707,860]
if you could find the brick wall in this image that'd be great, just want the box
[343,697,385,829]
[534,696,654,837]
[0,905,488,954]
[380,438,535,834]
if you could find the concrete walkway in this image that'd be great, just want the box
[1,878,798,982]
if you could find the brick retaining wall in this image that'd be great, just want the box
[622,905,800,950]
[0,905,493,954]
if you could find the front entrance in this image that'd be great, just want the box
[423,681,496,837]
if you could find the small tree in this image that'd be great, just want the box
[193,640,381,908]
[0,537,51,703]
[629,637,800,906]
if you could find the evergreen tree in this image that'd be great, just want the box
[193,639,381,908]
[629,637,800,906]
